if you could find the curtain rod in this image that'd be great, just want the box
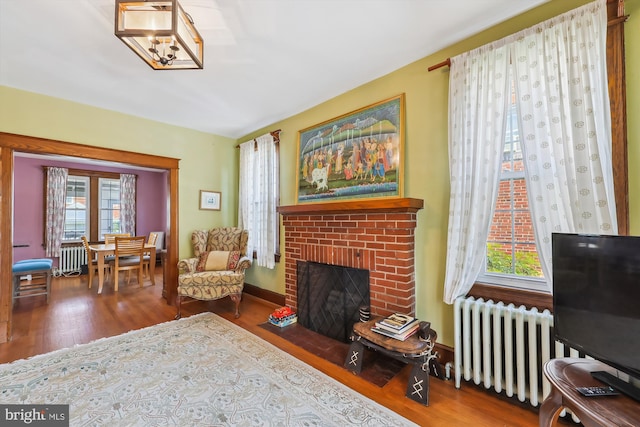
[236,129,281,148]
[428,58,450,72]
[428,1,623,72]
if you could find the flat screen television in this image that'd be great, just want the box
[552,232,640,401]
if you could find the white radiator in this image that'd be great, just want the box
[59,245,86,273]
[453,296,585,412]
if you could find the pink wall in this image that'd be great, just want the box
[13,155,168,263]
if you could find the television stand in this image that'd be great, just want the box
[540,358,640,427]
[591,370,640,402]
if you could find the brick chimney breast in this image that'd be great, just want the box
[278,198,423,318]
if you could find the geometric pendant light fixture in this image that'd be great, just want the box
[115,0,204,70]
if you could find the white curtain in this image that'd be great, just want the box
[443,42,511,304]
[510,0,616,290]
[443,0,614,301]
[238,133,277,269]
[238,141,253,239]
[45,167,68,257]
[120,174,136,235]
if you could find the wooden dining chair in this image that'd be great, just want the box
[143,232,159,279]
[104,233,130,244]
[123,232,160,279]
[81,235,109,289]
[110,236,146,292]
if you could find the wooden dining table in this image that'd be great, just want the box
[89,243,156,294]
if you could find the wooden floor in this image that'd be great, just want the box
[1,273,545,427]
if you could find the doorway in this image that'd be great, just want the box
[0,132,180,343]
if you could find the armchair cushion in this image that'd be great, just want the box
[196,250,241,272]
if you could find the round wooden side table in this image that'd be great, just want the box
[540,358,640,427]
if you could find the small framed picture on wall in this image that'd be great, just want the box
[200,190,221,211]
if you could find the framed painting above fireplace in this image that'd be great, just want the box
[295,94,405,203]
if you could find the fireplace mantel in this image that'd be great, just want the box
[278,197,423,216]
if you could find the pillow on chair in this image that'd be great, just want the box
[196,250,241,272]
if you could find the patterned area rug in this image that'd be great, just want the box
[0,313,416,426]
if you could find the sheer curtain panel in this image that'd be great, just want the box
[238,133,277,269]
[45,167,68,257]
[120,174,136,235]
[510,0,617,289]
[443,43,511,304]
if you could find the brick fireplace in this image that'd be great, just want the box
[277,198,423,318]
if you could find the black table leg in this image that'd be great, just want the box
[344,341,364,374]
[406,362,430,405]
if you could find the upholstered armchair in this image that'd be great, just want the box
[176,227,252,318]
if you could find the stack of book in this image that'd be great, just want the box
[268,306,298,327]
[371,313,420,341]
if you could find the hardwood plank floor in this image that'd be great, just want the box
[0,273,545,426]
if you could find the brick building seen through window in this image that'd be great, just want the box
[485,101,544,281]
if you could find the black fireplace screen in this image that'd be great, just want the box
[297,261,370,343]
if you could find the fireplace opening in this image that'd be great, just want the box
[297,261,370,343]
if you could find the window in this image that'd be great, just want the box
[98,177,121,239]
[478,98,546,292]
[58,171,129,242]
[456,3,629,308]
[64,176,89,241]
[238,132,280,268]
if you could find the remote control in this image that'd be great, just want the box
[576,386,620,397]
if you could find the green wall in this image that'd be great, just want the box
[242,0,640,347]
[0,86,239,259]
[627,0,640,236]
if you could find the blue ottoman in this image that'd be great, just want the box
[12,258,53,304]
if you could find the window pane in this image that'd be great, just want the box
[64,176,89,241]
[98,178,121,239]
[482,84,544,289]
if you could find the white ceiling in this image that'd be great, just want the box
[0,0,548,139]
